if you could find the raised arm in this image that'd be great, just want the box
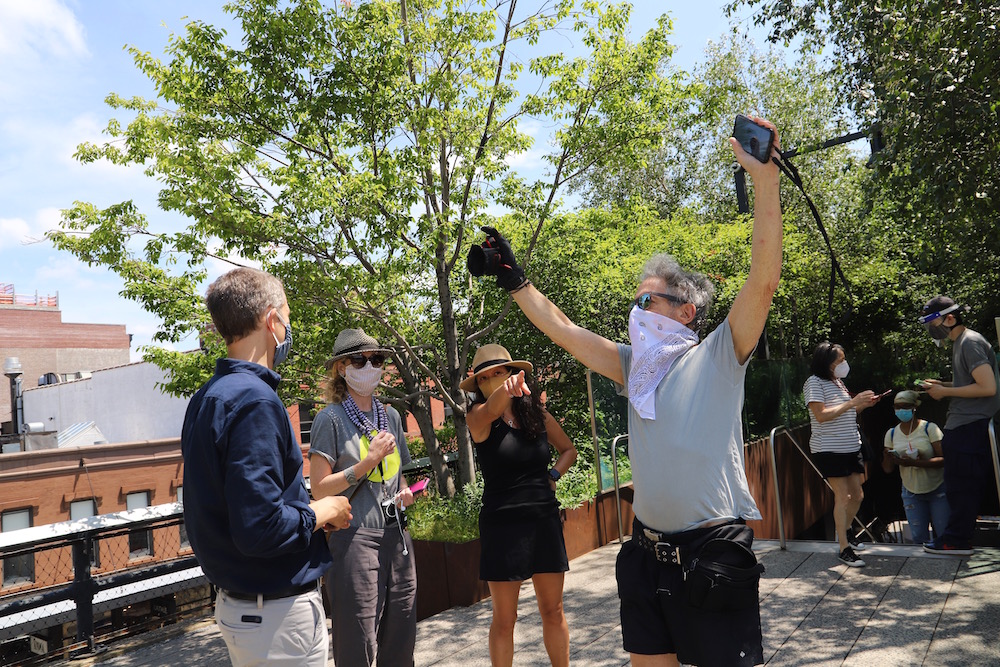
[469,226,622,384]
[727,117,783,364]
[511,285,623,384]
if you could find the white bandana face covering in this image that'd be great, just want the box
[342,362,383,396]
[626,305,699,420]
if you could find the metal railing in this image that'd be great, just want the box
[989,419,1000,516]
[610,435,628,544]
[768,425,876,550]
[0,505,208,664]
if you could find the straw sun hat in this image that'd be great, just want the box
[459,344,533,392]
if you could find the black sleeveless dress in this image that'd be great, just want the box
[476,420,569,581]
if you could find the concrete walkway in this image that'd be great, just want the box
[67,539,1000,666]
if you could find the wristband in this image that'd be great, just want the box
[344,465,357,486]
[548,467,561,482]
[509,279,532,294]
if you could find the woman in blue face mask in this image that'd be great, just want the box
[881,390,950,546]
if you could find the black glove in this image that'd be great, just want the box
[466,226,527,292]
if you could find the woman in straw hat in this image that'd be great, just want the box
[308,328,418,667]
[881,389,949,546]
[462,343,577,667]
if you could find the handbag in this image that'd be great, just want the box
[682,525,765,612]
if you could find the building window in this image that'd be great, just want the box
[126,492,153,559]
[298,402,317,445]
[2,508,35,586]
[70,499,101,568]
[176,486,188,548]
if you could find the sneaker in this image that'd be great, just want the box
[848,534,867,551]
[838,546,866,567]
[923,540,973,556]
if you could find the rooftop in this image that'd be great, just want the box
[61,538,1000,666]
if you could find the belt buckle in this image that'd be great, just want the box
[643,529,682,565]
[654,542,682,565]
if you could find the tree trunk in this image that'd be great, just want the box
[410,393,456,497]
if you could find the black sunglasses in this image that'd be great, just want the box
[348,353,386,369]
[634,292,685,311]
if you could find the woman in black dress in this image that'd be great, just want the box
[462,343,577,667]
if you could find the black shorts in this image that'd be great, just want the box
[617,518,763,666]
[479,508,568,581]
[812,449,864,478]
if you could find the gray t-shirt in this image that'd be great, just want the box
[308,401,412,529]
[616,318,762,534]
[947,328,1000,428]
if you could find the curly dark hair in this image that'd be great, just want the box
[471,368,547,438]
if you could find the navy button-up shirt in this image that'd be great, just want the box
[181,358,332,594]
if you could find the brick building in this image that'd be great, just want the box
[0,284,130,433]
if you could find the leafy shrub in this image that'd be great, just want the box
[407,474,483,542]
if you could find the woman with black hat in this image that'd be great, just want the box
[308,328,417,667]
[463,343,577,667]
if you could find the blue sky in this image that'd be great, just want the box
[0,0,776,361]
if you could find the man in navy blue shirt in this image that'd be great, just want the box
[182,267,351,666]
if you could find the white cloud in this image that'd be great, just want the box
[0,0,88,59]
[0,207,59,249]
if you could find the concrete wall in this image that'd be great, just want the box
[23,363,188,444]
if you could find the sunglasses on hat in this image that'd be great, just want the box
[348,353,386,369]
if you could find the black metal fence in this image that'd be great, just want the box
[0,507,211,666]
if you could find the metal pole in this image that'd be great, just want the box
[768,426,787,550]
[585,370,603,492]
[611,434,628,543]
[988,420,1000,516]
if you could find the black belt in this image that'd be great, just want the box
[221,580,318,602]
[635,524,687,566]
[633,517,745,566]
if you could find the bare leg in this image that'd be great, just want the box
[844,472,865,539]
[828,476,852,551]
[531,573,569,666]
[487,580,522,667]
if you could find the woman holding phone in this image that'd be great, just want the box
[309,328,420,667]
[804,341,882,567]
[463,343,577,667]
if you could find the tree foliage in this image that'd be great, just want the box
[727,0,1000,338]
[48,0,684,495]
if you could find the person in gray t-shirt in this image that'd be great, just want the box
[468,117,783,667]
[919,295,1000,555]
[308,328,417,667]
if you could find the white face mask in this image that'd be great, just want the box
[342,362,383,396]
[833,360,850,378]
[626,306,699,420]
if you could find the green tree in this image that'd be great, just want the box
[49,0,683,495]
[727,0,1000,334]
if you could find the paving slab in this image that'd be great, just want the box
[59,540,1000,667]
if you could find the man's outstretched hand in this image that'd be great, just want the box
[467,226,527,292]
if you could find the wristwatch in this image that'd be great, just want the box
[548,468,561,482]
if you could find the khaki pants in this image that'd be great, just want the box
[215,588,328,666]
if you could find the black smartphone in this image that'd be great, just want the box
[733,114,775,164]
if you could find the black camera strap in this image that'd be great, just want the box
[771,152,854,325]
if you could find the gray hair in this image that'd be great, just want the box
[639,254,715,331]
[205,267,287,344]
